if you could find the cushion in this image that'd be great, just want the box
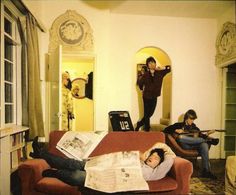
[148,177,177,192]
[36,177,81,195]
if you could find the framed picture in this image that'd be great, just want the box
[137,63,148,80]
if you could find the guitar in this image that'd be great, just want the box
[174,129,226,138]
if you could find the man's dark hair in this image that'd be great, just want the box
[145,148,165,167]
[146,56,156,66]
[183,109,197,121]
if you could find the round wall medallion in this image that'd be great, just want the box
[59,20,84,45]
[49,10,93,52]
[215,22,236,67]
[218,30,234,55]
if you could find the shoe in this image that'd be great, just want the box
[29,136,42,158]
[201,170,217,180]
[135,122,142,131]
[42,169,58,178]
[207,138,219,146]
[29,152,39,158]
[143,125,150,132]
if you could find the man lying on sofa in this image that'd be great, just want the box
[30,136,176,188]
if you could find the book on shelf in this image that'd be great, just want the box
[11,132,25,147]
[11,150,19,170]
[10,148,26,170]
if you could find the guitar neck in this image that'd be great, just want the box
[178,129,226,135]
[200,129,226,133]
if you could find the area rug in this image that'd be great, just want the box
[190,177,225,195]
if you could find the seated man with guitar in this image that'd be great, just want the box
[163,109,223,179]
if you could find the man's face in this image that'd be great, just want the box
[186,117,195,126]
[148,61,156,70]
[146,152,161,168]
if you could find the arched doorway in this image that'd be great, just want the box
[135,46,172,130]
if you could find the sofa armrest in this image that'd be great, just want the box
[18,159,50,195]
[169,157,193,194]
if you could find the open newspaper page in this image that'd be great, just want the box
[56,131,107,161]
[84,151,149,193]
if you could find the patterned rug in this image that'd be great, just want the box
[190,177,225,195]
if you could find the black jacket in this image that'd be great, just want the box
[137,66,171,99]
[163,122,200,135]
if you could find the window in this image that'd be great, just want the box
[1,3,22,126]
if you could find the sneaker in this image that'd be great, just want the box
[135,122,142,131]
[29,136,43,158]
[42,169,58,178]
[201,171,217,180]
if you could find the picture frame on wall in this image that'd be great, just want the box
[136,63,148,84]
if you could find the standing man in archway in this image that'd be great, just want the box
[135,56,171,131]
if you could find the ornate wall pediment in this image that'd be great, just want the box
[49,10,93,52]
[215,22,236,67]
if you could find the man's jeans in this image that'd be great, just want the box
[138,97,157,131]
[41,151,86,186]
[177,135,210,172]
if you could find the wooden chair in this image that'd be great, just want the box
[165,134,198,157]
[165,134,199,168]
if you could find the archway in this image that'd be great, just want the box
[45,10,95,138]
[135,46,172,130]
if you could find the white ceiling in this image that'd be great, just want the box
[82,0,235,19]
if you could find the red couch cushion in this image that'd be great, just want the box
[48,131,67,157]
[35,176,177,194]
[36,177,81,195]
[148,176,177,192]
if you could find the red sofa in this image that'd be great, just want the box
[18,131,193,195]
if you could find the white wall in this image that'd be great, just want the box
[23,0,235,158]
[108,13,219,127]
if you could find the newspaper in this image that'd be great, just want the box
[84,151,149,193]
[56,131,107,161]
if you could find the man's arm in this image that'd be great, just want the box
[163,123,182,134]
[143,155,175,181]
[142,142,176,164]
[158,65,171,75]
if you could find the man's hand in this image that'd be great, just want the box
[165,65,171,70]
[175,129,184,134]
[207,129,216,135]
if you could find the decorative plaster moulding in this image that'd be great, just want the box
[215,22,236,68]
[49,10,94,53]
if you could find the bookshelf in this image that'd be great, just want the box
[0,125,29,195]
[224,65,236,157]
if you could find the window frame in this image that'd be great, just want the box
[1,1,23,127]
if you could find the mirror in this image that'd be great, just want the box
[71,78,87,99]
